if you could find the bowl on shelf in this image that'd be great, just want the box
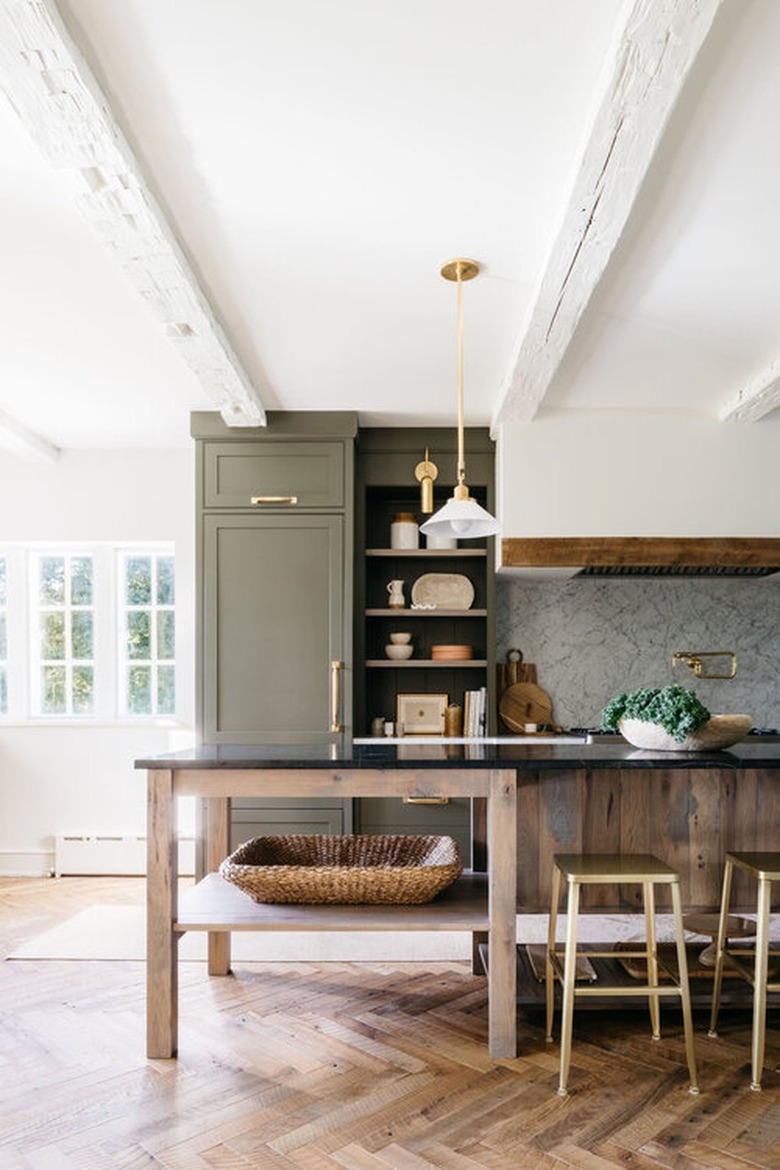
[385,643,413,660]
[619,714,753,751]
[389,632,412,645]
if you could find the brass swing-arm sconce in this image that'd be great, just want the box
[414,448,438,513]
[672,651,737,680]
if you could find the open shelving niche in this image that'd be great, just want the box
[358,488,495,739]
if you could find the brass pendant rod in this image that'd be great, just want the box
[441,257,478,496]
[456,263,465,486]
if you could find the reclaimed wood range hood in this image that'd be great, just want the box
[500,537,780,578]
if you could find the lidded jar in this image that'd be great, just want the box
[390,512,419,549]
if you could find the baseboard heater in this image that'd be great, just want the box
[54,833,196,877]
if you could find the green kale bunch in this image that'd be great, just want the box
[601,684,711,743]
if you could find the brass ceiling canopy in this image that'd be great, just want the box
[440,258,480,283]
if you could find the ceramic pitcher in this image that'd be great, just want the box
[387,579,405,608]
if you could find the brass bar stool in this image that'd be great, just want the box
[546,853,699,1097]
[707,851,780,1091]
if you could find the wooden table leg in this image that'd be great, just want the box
[146,768,178,1058]
[487,769,517,1058]
[206,795,231,976]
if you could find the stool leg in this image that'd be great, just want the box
[643,880,661,1040]
[750,875,771,1091]
[708,858,734,1039]
[546,864,561,1044]
[670,878,699,1094]
[558,877,581,1096]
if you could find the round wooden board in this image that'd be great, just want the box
[499,682,553,732]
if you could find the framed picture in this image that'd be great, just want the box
[396,693,448,735]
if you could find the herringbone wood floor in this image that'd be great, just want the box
[1,877,780,1169]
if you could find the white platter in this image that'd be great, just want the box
[410,573,474,610]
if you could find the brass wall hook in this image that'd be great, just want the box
[672,651,737,680]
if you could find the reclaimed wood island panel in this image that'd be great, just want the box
[508,765,780,913]
[136,740,780,1062]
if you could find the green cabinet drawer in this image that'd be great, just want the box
[355,797,472,870]
[230,799,347,852]
[204,441,345,509]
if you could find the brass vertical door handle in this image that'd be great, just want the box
[331,660,344,733]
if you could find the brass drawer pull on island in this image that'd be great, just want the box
[331,660,344,733]
[250,494,299,505]
[403,796,449,805]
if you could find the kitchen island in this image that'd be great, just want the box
[136,739,780,1061]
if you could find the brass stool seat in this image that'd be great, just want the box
[708,851,780,1091]
[546,852,699,1097]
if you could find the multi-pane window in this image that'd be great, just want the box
[0,557,7,715]
[120,552,176,716]
[34,554,95,715]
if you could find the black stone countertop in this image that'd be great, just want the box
[135,739,780,771]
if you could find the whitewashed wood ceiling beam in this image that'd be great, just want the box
[0,409,60,461]
[0,0,266,430]
[719,359,780,423]
[492,0,724,431]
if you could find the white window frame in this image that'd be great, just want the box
[0,541,176,725]
[30,550,96,717]
[117,548,176,719]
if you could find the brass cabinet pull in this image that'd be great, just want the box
[250,495,299,505]
[331,660,343,733]
[403,796,449,805]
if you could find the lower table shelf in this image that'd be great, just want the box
[175,871,488,933]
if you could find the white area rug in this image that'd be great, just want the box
[6,906,712,963]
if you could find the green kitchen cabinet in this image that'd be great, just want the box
[192,412,357,846]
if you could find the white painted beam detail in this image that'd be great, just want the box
[492,0,723,430]
[719,359,780,423]
[0,409,60,461]
[0,0,266,428]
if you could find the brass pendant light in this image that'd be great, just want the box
[419,258,499,540]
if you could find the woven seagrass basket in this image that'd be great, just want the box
[219,833,463,905]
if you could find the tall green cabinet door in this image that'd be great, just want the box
[203,513,347,743]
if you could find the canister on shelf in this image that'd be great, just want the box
[390,512,419,549]
[444,704,463,737]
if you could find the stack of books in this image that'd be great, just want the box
[463,686,487,738]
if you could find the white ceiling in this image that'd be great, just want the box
[0,0,777,454]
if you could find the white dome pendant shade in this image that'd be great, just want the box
[420,491,500,539]
[419,258,500,542]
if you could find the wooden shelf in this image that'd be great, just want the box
[365,548,486,558]
[366,659,488,668]
[175,872,488,932]
[366,608,488,618]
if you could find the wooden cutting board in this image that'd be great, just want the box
[499,682,553,732]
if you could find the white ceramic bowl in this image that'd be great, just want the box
[385,643,413,660]
[389,632,412,645]
[620,714,752,751]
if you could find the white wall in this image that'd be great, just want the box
[497,411,780,538]
[0,448,195,875]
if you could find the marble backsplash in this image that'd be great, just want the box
[496,574,780,731]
